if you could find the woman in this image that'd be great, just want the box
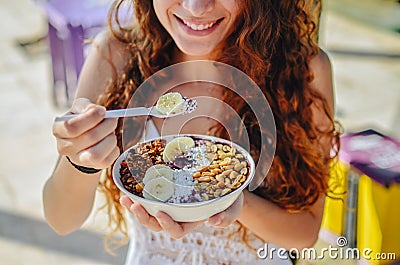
[43,0,340,264]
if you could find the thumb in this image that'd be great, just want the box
[70,98,97,114]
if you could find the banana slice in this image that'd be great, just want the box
[142,189,157,201]
[156,92,185,114]
[162,136,195,162]
[143,164,174,185]
[143,177,175,202]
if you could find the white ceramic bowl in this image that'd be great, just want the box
[112,134,255,222]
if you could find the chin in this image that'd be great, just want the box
[176,43,217,60]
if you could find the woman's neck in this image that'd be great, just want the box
[172,46,220,63]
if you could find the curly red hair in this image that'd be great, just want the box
[96,0,340,250]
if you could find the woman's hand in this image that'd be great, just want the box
[208,191,244,227]
[120,192,244,238]
[52,98,119,169]
[120,195,206,239]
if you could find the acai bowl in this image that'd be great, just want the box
[112,134,255,222]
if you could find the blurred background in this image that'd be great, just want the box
[0,0,399,264]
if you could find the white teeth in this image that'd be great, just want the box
[183,20,215,31]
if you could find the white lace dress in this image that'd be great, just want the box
[124,120,293,265]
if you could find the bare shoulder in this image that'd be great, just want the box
[91,31,129,70]
[75,31,130,102]
[305,48,336,141]
[309,48,334,111]
[310,48,332,70]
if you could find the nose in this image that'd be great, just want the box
[182,0,215,17]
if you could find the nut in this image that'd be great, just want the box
[135,183,144,192]
[209,164,220,169]
[232,182,242,189]
[193,172,201,178]
[221,169,233,176]
[214,189,222,197]
[216,174,225,182]
[202,172,214,177]
[224,178,231,186]
[229,171,239,179]
[221,188,231,196]
[240,175,247,183]
[217,150,226,158]
[201,193,209,201]
[211,168,222,175]
[216,181,225,188]
[199,166,209,172]
[223,157,232,163]
[234,163,244,171]
[219,160,230,167]
[198,176,211,182]
[198,182,209,188]
[222,145,231,152]
[231,158,240,164]
[230,148,236,155]
[223,165,234,170]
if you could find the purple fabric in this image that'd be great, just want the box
[40,0,112,28]
[340,129,400,186]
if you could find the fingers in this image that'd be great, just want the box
[53,106,106,139]
[131,206,163,232]
[120,195,162,232]
[119,195,205,237]
[101,145,121,169]
[155,212,206,239]
[56,118,118,155]
[52,98,120,169]
[77,133,117,165]
[120,195,134,209]
[76,133,119,168]
[209,192,244,228]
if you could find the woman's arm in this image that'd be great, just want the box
[237,49,335,250]
[43,32,127,235]
[239,191,324,250]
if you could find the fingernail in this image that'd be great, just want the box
[97,106,106,116]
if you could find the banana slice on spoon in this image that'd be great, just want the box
[156,92,185,115]
[155,92,197,115]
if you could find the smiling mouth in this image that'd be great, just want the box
[175,15,224,31]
